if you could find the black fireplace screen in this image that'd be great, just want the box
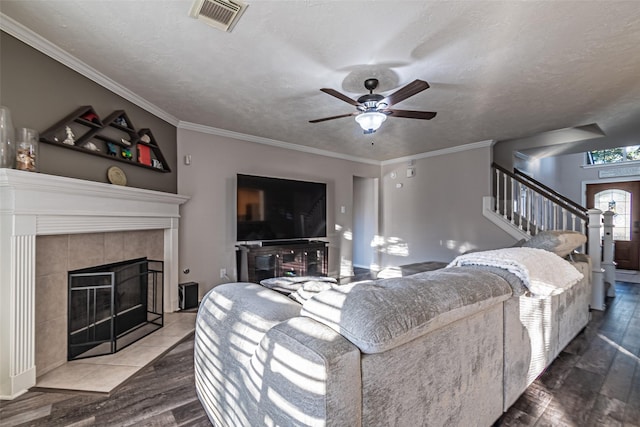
[68,257,163,360]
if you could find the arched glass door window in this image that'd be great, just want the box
[594,189,632,240]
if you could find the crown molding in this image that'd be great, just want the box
[177,121,382,166]
[179,121,495,166]
[0,13,179,126]
[2,13,494,167]
[381,139,495,166]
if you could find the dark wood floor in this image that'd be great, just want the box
[0,337,212,427]
[1,282,639,427]
[498,281,640,427]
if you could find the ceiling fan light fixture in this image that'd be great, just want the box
[355,111,387,133]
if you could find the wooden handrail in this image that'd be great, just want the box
[491,163,588,221]
[513,167,587,215]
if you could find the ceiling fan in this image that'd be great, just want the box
[309,78,437,134]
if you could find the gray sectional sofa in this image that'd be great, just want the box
[194,246,591,426]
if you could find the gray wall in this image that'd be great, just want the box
[379,145,514,265]
[534,153,640,205]
[2,33,520,286]
[0,31,177,193]
[177,128,381,297]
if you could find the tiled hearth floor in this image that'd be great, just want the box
[33,311,197,394]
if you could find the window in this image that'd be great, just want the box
[587,145,640,165]
[594,189,631,240]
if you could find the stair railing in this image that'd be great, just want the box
[492,163,588,237]
[513,167,588,217]
[489,163,608,310]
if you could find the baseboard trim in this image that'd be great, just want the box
[616,269,640,284]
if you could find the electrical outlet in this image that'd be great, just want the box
[220,268,227,279]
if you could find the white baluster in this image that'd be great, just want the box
[602,211,616,298]
[526,188,532,235]
[510,177,516,226]
[502,172,508,219]
[532,192,537,231]
[588,208,605,310]
[541,197,547,231]
[517,185,523,231]
[495,168,500,214]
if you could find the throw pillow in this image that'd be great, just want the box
[522,230,586,257]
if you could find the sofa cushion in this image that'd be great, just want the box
[522,230,586,257]
[300,266,512,354]
[260,276,337,294]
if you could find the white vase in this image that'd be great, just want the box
[0,106,16,168]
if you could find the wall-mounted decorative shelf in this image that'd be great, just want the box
[40,106,171,172]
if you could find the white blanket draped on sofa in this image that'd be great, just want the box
[447,247,584,297]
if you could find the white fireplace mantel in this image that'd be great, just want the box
[0,169,189,399]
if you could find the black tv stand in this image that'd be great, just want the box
[236,241,328,283]
[261,239,309,246]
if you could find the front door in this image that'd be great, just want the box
[587,181,640,270]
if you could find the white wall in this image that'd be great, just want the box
[379,145,514,267]
[177,128,379,297]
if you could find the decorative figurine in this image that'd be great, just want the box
[62,126,75,145]
[114,116,128,127]
[85,141,100,151]
[120,137,132,146]
[137,144,151,166]
[16,148,36,171]
[121,147,132,160]
[107,142,119,156]
[152,159,163,169]
[140,134,151,143]
[81,112,100,124]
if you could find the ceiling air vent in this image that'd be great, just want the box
[189,0,248,32]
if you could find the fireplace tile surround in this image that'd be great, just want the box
[36,231,164,376]
[0,169,189,399]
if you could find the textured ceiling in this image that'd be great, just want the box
[1,0,640,162]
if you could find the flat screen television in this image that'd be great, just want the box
[236,174,327,242]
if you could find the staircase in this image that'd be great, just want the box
[484,163,588,243]
[483,162,611,310]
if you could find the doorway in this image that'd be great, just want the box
[586,181,640,270]
[352,176,379,271]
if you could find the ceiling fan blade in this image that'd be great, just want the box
[382,79,430,106]
[384,109,437,120]
[309,112,357,123]
[320,88,360,106]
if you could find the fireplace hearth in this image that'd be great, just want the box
[68,257,163,360]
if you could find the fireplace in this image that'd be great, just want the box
[0,169,190,399]
[68,258,164,360]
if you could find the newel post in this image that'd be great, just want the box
[602,211,616,298]
[588,209,605,311]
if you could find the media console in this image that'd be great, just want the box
[236,241,328,283]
